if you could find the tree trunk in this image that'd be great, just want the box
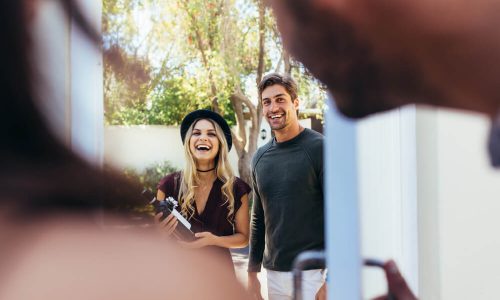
[238,152,252,187]
[229,90,260,185]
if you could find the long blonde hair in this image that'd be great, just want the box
[178,118,236,222]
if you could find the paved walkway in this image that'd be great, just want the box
[231,247,268,300]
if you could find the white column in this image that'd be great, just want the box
[70,0,104,165]
[415,107,441,299]
[399,106,419,292]
[325,103,361,299]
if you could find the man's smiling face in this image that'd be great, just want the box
[261,84,299,131]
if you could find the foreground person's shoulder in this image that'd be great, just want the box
[0,216,251,300]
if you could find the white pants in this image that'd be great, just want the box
[266,269,325,300]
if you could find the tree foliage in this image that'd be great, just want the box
[103,0,326,183]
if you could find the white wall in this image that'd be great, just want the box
[105,119,314,174]
[357,106,418,298]
[104,125,240,174]
[356,106,500,299]
[417,108,500,300]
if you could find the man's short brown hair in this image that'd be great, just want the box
[258,73,298,101]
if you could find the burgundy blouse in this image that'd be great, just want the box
[157,172,251,271]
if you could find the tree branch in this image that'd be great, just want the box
[255,0,266,85]
[284,50,292,75]
[230,89,250,148]
[230,128,245,157]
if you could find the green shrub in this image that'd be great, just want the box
[123,160,179,192]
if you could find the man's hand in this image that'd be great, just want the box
[372,260,417,300]
[315,282,327,300]
[247,272,264,300]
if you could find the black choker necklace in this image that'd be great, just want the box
[197,167,216,172]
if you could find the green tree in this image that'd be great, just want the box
[102,0,326,184]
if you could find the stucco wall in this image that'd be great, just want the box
[417,108,500,300]
[104,125,239,174]
[104,119,313,175]
[357,106,418,298]
[347,106,500,299]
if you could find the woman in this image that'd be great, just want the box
[155,109,251,271]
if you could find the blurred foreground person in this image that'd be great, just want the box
[0,1,249,299]
[269,0,500,299]
[270,0,500,121]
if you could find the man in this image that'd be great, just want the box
[248,73,325,300]
[267,0,500,299]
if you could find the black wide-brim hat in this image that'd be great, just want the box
[180,109,232,151]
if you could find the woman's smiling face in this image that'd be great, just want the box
[189,119,220,163]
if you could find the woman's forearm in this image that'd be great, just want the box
[213,233,249,249]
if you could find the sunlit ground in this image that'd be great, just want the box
[231,247,268,299]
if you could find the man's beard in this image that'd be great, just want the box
[267,112,288,130]
[269,122,287,131]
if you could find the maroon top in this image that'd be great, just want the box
[157,172,251,272]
